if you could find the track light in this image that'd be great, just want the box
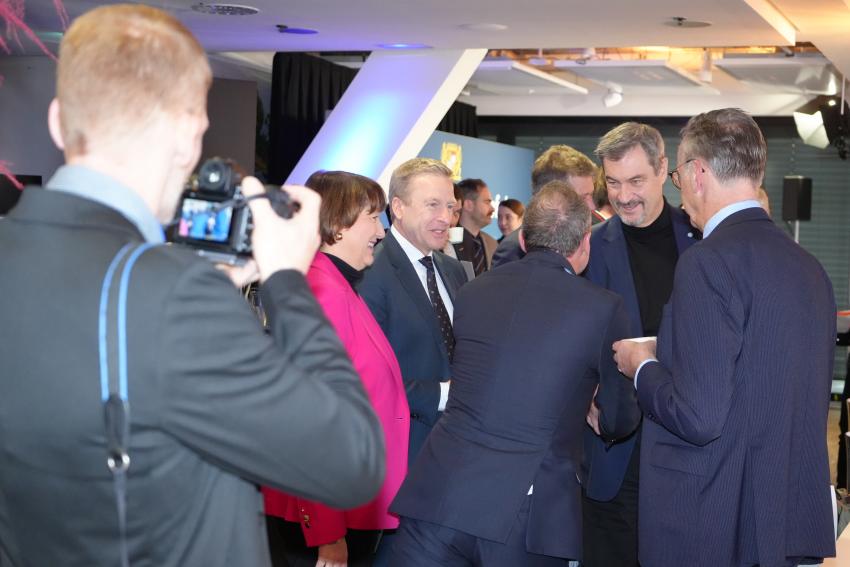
[603,83,623,108]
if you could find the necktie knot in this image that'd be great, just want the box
[419,256,434,271]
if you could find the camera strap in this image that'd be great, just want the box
[98,242,155,567]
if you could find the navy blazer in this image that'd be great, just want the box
[491,229,524,269]
[359,231,467,464]
[637,207,835,566]
[391,250,640,560]
[583,203,699,500]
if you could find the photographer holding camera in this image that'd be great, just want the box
[0,5,385,567]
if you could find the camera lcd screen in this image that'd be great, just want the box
[177,198,233,243]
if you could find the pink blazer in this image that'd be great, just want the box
[263,252,410,547]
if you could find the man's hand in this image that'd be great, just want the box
[241,176,321,281]
[612,338,657,379]
[215,259,260,288]
[586,385,601,435]
[316,538,347,567]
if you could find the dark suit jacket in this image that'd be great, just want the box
[582,204,698,501]
[491,229,524,268]
[359,231,467,464]
[391,250,640,560]
[0,188,385,567]
[637,207,835,566]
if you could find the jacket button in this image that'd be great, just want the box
[410,412,420,419]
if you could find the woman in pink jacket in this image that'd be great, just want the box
[263,171,409,567]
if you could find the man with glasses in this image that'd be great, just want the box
[582,122,699,567]
[613,108,836,566]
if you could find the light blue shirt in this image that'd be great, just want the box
[46,165,165,243]
[701,199,762,239]
[634,199,763,387]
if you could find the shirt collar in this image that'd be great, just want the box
[702,200,762,239]
[45,165,165,243]
[391,225,432,264]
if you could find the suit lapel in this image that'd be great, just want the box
[383,233,447,352]
[433,252,462,303]
[602,217,643,336]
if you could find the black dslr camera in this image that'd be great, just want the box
[170,158,298,264]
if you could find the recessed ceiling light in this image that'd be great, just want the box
[377,43,432,49]
[191,3,259,15]
[276,25,318,35]
[459,23,508,32]
[665,16,712,28]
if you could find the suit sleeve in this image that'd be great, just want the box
[636,248,743,446]
[595,296,641,440]
[159,263,386,509]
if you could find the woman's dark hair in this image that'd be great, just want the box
[305,170,387,246]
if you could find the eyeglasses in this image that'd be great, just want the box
[668,159,697,191]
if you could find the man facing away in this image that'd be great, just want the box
[491,145,596,268]
[614,108,836,567]
[0,5,385,566]
[454,178,497,276]
[582,122,699,567]
[388,181,641,566]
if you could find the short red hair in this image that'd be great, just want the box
[56,4,211,156]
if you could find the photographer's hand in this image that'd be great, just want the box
[215,260,260,288]
[242,176,321,281]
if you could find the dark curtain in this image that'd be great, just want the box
[438,100,478,138]
[268,53,356,185]
[268,53,478,184]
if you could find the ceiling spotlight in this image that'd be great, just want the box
[377,43,433,50]
[603,84,623,108]
[191,3,259,15]
[665,16,712,28]
[276,24,319,34]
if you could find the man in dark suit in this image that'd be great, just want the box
[454,178,497,275]
[582,122,699,567]
[615,108,836,566]
[388,181,641,566]
[491,145,596,268]
[359,157,467,465]
[0,6,385,566]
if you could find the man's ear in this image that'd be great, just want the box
[172,110,206,171]
[518,229,527,253]
[657,155,668,179]
[462,198,474,212]
[47,98,66,152]
[390,196,404,222]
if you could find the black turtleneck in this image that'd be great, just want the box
[621,202,679,336]
[324,252,364,292]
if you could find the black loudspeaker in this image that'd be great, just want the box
[782,176,812,221]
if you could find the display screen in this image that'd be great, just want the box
[177,198,233,243]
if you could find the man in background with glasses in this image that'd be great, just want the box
[582,122,699,567]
